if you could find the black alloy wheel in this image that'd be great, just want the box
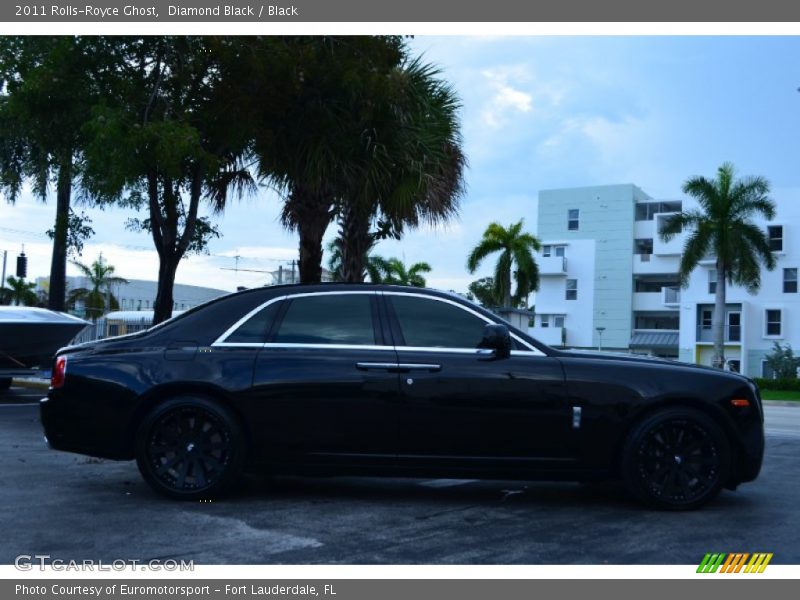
[135,397,245,500]
[621,408,730,510]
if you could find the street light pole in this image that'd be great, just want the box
[596,326,606,351]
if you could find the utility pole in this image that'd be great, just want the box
[1,250,6,289]
[290,260,296,283]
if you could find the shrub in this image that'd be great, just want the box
[753,377,800,392]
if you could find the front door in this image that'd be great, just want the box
[384,293,571,470]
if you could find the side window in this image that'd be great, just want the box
[226,300,283,343]
[274,294,376,345]
[390,295,489,349]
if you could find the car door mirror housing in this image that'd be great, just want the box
[479,323,512,359]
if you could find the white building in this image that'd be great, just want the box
[532,184,797,378]
[36,276,230,318]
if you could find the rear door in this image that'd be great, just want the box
[248,291,401,464]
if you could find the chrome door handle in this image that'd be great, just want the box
[356,362,399,371]
[397,363,442,372]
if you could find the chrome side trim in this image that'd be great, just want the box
[214,295,287,345]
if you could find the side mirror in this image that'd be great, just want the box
[479,323,512,359]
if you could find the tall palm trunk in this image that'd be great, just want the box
[339,202,371,283]
[47,157,72,312]
[712,262,727,369]
[291,186,332,284]
[502,268,512,308]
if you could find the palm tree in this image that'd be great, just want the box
[3,276,37,306]
[381,258,432,287]
[253,37,407,285]
[467,220,541,308]
[326,240,391,283]
[67,255,128,321]
[661,162,776,369]
[337,57,465,283]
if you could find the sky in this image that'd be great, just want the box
[2,36,800,294]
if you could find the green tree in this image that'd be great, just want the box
[466,220,541,308]
[661,162,776,369]
[336,56,465,283]
[467,277,501,308]
[66,255,128,320]
[326,239,390,283]
[379,257,431,287]
[253,36,407,285]
[82,37,255,324]
[0,37,106,311]
[763,342,800,379]
[3,275,37,306]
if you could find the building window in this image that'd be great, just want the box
[768,225,783,252]
[634,238,653,255]
[554,315,565,328]
[701,309,713,330]
[542,245,565,258]
[542,245,552,257]
[765,309,782,337]
[554,245,565,257]
[784,268,798,293]
[566,279,578,300]
[540,315,550,328]
[727,311,741,342]
[708,270,717,294]
[567,209,580,231]
[727,359,740,373]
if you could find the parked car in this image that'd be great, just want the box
[41,284,764,509]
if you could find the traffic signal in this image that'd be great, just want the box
[16,252,27,278]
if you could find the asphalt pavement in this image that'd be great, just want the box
[1,386,798,564]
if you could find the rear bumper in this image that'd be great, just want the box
[40,396,131,460]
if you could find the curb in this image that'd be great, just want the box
[762,400,800,407]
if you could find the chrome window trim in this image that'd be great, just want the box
[383,291,544,355]
[211,289,545,356]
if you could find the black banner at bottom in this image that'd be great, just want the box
[4,580,798,600]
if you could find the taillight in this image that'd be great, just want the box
[51,356,67,389]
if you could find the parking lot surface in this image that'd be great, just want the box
[1,386,798,564]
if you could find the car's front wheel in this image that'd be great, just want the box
[621,407,730,510]
[135,396,246,500]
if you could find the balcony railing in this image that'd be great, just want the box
[539,255,567,276]
[662,286,680,306]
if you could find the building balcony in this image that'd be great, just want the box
[632,253,680,275]
[538,255,567,276]
[633,288,680,311]
[652,212,683,256]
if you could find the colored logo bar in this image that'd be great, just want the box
[697,553,773,573]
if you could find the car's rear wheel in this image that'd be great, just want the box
[621,408,730,510]
[135,396,246,500]
[0,377,12,391]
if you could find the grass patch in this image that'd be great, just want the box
[760,389,800,401]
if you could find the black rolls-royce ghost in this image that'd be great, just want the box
[41,284,764,509]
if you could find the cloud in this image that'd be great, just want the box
[480,67,534,128]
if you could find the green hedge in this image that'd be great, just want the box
[753,377,800,391]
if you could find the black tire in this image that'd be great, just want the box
[621,407,730,510]
[135,396,246,500]
[0,378,12,391]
